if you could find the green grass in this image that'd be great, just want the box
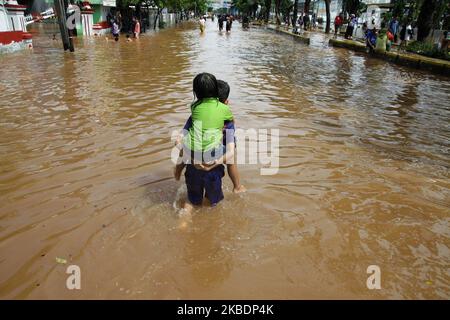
[406,41,450,61]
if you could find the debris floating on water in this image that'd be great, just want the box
[55,257,67,264]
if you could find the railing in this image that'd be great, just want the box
[24,14,34,25]
[24,8,55,26]
[41,8,55,19]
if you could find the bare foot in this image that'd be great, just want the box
[233,185,246,194]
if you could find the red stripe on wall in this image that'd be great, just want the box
[0,31,31,45]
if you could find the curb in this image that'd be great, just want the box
[266,25,310,45]
[329,38,450,77]
[328,38,366,52]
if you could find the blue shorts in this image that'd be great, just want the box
[185,164,225,206]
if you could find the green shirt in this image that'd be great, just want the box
[375,32,387,53]
[184,98,234,151]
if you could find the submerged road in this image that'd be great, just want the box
[0,20,449,299]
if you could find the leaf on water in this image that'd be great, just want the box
[55,257,67,264]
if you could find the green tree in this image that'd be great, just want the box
[342,0,360,15]
[391,0,407,19]
[416,0,448,41]
[281,0,292,25]
[233,0,260,16]
[443,2,450,30]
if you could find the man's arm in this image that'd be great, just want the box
[175,116,192,148]
[174,147,186,181]
[195,142,235,171]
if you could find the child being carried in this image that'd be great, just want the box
[174,73,245,218]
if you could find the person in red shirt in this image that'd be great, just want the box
[334,13,343,37]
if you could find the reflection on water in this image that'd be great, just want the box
[0,21,449,299]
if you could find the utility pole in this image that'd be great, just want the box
[54,0,74,52]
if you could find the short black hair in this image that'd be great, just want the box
[217,80,230,103]
[193,73,218,100]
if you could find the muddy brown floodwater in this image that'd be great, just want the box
[0,21,449,299]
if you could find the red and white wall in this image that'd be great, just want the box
[0,0,32,53]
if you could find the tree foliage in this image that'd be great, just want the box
[416,0,448,41]
[117,0,210,14]
[342,0,365,15]
[233,0,259,15]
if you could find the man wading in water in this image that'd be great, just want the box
[218,15,224,32]
[226,15,232,33]
[199,16,206,33]
[174,73,245,228]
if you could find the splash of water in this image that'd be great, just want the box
[172,184,187,211]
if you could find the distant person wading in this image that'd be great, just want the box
[226,15,232,33]
[218,15,224,32]
[133,17,140,39]
[199,16,206,33]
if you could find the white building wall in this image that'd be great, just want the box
[82,13,93,36]
[0,7,9,31]
[8,12,25,31]
[100,6,109,22]
[364,0,392,5]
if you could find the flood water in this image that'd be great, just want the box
[0,21,449,299]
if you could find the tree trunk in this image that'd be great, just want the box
[304,0,311,15]
[292,0,298,29]
[264,0,271,23]
[146,2,150,28]
[325,0,331,33]
[303,0,311,31]
[275,0,281,25]
[417,0,439,41]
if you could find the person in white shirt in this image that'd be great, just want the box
[199,17,206,33]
